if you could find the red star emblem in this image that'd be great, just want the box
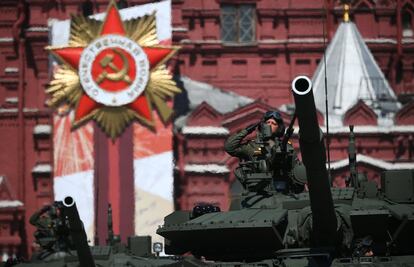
[49,2,177,128]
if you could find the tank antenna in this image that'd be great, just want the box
[322,0,332,182]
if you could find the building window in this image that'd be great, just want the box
[81,0,94,17]
[231,59,247,77]
[402,11,413,37]
[202,60,217,78]
[295,59,311,76]
[261,60,277,78]
[116,0,128,9]
[221,4,255,43]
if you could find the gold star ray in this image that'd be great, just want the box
[69,15,102,46]
[125,13,158,46]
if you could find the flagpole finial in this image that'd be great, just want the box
[344,3,350,22]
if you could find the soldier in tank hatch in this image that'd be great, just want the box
[225,110,306,193]
[30,201,73,258]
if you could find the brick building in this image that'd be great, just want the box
[170,0,414,210]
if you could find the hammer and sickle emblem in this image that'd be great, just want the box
[96,48,132,85]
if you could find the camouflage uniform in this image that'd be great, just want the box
[30,206,57,250]
[30,203,72,253]
[225,128,305,193]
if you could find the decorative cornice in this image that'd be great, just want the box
[182,126,229,136]
[182,9,220,18]
[319,125,414,135]
[330,154,414,170]
[26,26,48,32]
[184,164,230,174]
[33,124,52,135]
[0,108,51,118]
[373,9,396,16]
[0,200,23,208]
[177,38,410,53]
[172,27,188,32]
[32,163,52,174]
[256,9,280,17]
[0,37,13,43]
[284,9,327,17]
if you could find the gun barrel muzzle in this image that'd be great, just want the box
[291,75,312,96]
[63,196,75,207]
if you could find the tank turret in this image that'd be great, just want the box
[158,75,414,266]
[156,77,340,262]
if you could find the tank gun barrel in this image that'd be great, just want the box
[291,76,338,248]
[62,196,95,267]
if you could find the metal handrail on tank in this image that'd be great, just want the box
[291,76,338,249]
[62,196,95,267]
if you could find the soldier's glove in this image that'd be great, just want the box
[40,205,51,213]
[245,122,260,134]
[54,201,64,209]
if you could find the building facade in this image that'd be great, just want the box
[171,0,414,210]
[0,0,413,258]
[172,0,414,106]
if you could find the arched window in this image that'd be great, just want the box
[402,11,413,37]
[81,0,93,17]
[117,0,128,10]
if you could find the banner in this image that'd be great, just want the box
[50,0,173,244]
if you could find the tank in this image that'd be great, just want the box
[157,76,414,266]
[6,77,414,266]
[6,197,182,267]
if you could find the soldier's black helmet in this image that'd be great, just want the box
[263,111,283,123]
[48,206,58,218]
[262,110,285,138]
